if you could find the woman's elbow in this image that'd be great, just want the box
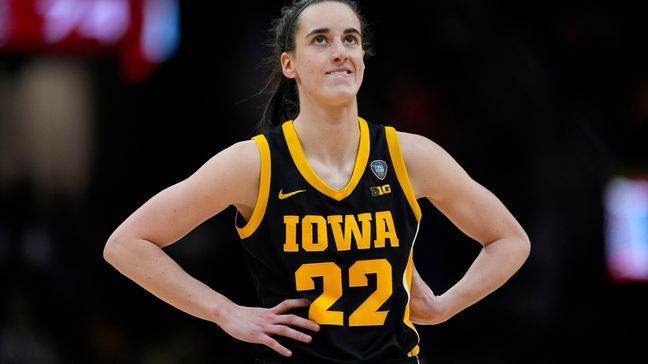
[516,232,531,263]
[103,233,125,266]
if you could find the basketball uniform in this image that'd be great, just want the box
[235,117,422,363]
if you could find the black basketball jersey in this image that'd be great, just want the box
[235,117,422,363]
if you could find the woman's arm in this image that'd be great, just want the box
[103,140,318,357]
[399,132,531,325]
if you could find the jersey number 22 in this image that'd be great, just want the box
[295,258,392,326]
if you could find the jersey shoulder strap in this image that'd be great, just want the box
[384,126,422,222]
[235,134,271,239]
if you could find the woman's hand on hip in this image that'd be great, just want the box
[409,264,450,325]
[217,298,320,357]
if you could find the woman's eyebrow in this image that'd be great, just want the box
[304,27,361,39]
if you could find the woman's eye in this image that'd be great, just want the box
[344,36,358,44]
[314,36,327,44]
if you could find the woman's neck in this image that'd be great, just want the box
[292,99,360,167]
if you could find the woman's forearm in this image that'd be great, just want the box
[103,236,234,325]
[441,237,530,319]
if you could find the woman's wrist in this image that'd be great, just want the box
[207,295,237,327]
[434,293,453,323]
[426,293,449,324]
[411,291,449,325]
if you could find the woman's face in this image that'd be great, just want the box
[282,1,365,107]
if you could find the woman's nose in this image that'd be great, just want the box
[331,39,348,62]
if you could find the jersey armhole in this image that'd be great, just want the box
[236,135,271,239]
[385,127,422,222]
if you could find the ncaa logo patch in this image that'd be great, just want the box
[370,160,388,180]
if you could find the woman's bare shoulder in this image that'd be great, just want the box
[183,139,262,210]
[395,131,470,200]
[396,131,446,166]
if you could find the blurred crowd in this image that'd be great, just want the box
[1,1,647,363]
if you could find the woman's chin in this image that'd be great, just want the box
[319,88,358,105]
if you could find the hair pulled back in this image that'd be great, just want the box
[256,0,373,132]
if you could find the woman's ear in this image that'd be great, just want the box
[281,52,296,79]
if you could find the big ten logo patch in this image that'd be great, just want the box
[370,184,391,196]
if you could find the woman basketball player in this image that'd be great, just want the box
[104,0,530,363]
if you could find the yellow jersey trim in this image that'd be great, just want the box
[385,127,422,222]
[403,241,421,357]
[237,135,271,239]
[282,117,370,201]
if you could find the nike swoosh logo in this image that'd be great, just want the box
[278,189,307,200]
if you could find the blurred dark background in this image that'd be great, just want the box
[1,0,647,363]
